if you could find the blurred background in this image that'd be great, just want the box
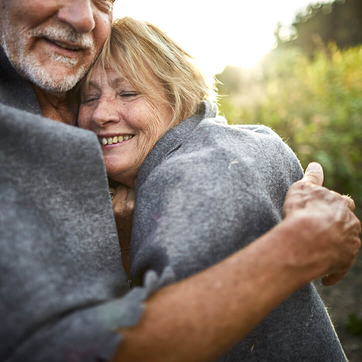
[114,1,362,359]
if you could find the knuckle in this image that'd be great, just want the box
[344,195,356,211]
[126,200,135,212]
[356,237,362,249]
[313,186,327,198]
[351,215,361,230]
[114,205,122,215]
[340,195,352,209]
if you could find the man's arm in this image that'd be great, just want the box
[112,164,361,362]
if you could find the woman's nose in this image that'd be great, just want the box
[57,0,95,34]
[91,98,121,127]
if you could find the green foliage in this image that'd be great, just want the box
[217,45,362,215]
[276,0,362,54]
[345,313,362,336]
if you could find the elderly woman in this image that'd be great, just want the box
[78,17,349,361]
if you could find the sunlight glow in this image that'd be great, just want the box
[113,0,333,75]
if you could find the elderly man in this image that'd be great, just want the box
[0,1,360,361]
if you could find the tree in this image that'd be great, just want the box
[276,0,362,54]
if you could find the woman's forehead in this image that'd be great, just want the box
[86,67,129,89]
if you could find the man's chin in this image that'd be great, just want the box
[14,58,88,95]
[26,68,84,95]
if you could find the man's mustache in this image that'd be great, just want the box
[29,23,94,49]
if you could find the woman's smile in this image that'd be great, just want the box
[78,67,173,187]
[98,134,135,147]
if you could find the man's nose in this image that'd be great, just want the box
[92,98,121,127]
[57,0,95,33]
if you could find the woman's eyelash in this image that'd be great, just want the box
[93,0,113,14]
[82,96,99,103]
[119,91,138,97]
[81,91,138,103]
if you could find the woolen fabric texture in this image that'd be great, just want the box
[0,44,347,361]
[131,101,347,362]
[0,46,161,362]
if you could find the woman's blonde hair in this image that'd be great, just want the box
[85,17,216,127]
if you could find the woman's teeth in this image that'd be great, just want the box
[101,135,135,146]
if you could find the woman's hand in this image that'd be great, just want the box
[110,183,135,277]
[283,162,361,286]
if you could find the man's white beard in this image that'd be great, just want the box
[1,19,97,94]
[17,49,90,94]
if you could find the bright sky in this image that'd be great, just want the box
[114,0,332,75]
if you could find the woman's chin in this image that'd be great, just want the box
[106,168,125,181]
[106,168,136,188]
[104,157,128,177]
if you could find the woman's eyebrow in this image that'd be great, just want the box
[109,77,128,89]
[86,81,101,91]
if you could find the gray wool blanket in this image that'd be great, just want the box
[0,47,163,362]
[131,101,347,362]
[0,43,346,360]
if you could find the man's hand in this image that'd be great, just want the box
[110,183,135,277]
[110,184,135,230]
[283,162,361,286]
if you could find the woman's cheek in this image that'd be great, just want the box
[78,108,92,130]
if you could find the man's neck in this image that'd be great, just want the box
[31,84,78,126]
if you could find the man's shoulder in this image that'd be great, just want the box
[0,47,41,115]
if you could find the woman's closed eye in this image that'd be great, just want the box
[80,88,139,104]
[81,94,100,104]
[93,0,113,14]
[118,91,139,98]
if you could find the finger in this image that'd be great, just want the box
[109,187,116,201]
[321,275,339,287]
[114,184,129,201]
[348,214,362,236]
[126,199,135,214]
[302,162,324,186]
[321,271,348,286]
[126,187,135,201]
[341,195,356,211]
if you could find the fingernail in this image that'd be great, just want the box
[306,162,321,173]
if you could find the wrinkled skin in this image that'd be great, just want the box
[0,0,112,94]
[283,165,361,286]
